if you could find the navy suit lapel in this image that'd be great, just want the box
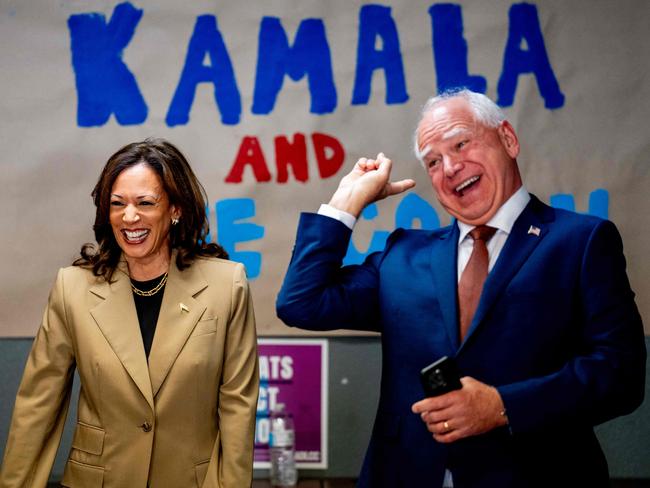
[460,196,555,349]
[431,222,460,350]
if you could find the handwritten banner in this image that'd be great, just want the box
[0,1,648,336]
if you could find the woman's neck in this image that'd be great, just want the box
[125,252,171,281]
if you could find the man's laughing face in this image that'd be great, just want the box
[416,98,522,226]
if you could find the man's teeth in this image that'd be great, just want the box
[456,176,479,193]
[125,230,148,240]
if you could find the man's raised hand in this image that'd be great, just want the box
[328,153,416,217]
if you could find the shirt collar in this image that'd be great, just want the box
[457,186,531,243]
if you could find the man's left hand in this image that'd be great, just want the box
[411,377,508,443]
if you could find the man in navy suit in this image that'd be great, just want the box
[276,89,646,488]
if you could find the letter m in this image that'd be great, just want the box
[67,2,147,126]
[252,17,337,115]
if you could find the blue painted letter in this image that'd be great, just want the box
[429,4,487,94]
[343,204,390,265]
[67,2,147,126]
[352,5,409,105]
[550,189,609,219]
[252,17,336,115]
[395,194,440,230]
[497,3,564,109]
[167,15,241,126]
[216,199,265,278]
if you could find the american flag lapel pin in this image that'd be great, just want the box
[527,225,541,237]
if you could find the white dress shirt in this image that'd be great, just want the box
[455,187,530,281]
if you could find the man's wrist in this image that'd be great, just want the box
[491,386,509,427]
[318,204,357,230]
[327,188,367,218]
[499,408,509,426]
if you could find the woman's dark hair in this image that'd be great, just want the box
[74,138,228,280]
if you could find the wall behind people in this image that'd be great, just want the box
[0,1,648,338]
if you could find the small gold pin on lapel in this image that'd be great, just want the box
[180,303,189,313]
[527,225,541,237]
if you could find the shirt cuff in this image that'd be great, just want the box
[317,204,357,230]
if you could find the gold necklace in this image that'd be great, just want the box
[131,272,168,297]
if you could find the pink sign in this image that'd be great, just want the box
[254,339,328,469]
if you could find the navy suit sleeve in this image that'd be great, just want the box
[498,219,646,433]
[276,213,384,332]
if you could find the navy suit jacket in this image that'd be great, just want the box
[276,196,646,488]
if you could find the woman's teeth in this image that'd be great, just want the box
[124,229,148,241]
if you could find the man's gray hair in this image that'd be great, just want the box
[413,89,507,165]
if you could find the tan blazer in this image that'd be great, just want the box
[0,256,259,488]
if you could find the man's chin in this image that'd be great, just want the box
[446,206,495,226]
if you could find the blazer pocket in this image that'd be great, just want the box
[61,459,104,487]
[71,422,105,455]
[195,459,210,487]
[191,317,218,338]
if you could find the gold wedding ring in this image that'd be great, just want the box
[443,421,450,431]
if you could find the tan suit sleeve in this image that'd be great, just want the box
[205,263,259,488]
[0,269,76,488]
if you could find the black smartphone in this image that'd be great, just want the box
[419,356,462,397]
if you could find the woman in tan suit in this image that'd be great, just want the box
[0,139,259,487]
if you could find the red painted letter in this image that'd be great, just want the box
[225,136,272,183]
[312,132,344,178]
[275,133,308,183]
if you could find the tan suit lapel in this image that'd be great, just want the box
[89,264,155,411]
[148,260,208,397]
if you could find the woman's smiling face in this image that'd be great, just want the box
[109,162,179,272]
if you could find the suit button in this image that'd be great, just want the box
[140,421,152,432]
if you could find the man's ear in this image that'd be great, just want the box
[498,121,520,159]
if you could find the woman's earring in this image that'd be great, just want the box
[171,218,179,226]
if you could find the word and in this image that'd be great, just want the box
[225,133,344,183]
